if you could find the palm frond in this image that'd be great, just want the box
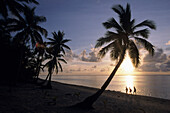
[62,39,71,44]
[125,3,131,22]
[133,29,150,39]
[103,17,123,31]
[133,20,156,30]
[58,61,63,72]
[55,62,58,74]
[112,4,125,16]
[110,48,120,61]
[135,37,155,56]
[128,40,140,67]
[58,58,67,64]
[35,25,48,37]
[60,47,65,55]
[33,30,43,43]
[47,38,55,42]
[98,40,120,59]
[62,44,71,50]
[95,32,118,48]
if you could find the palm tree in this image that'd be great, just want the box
[43,31,71,89]
[0,0,38,19]
[6,5,47,81]
[9,5,47,47]
[74,3,156,109]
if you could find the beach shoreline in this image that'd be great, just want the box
[0,80,170,113]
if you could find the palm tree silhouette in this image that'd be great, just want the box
[74,3,156,109]
[7,5,47,81]
[43,31,71,89]
[0,0,38,19]
[9,5,47,47]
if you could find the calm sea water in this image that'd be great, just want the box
[40,75,170,100]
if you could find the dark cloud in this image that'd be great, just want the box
[143,49,167,63]
[65,50,78,61]
[165,47,170,51]
[139,48,170,72]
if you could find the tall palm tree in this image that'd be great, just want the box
[6,5,47,81]
[74,3,156,109]
[43,31,71,89]
[0,0,38,19]
[9,5,47,47]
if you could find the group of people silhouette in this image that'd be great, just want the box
[125,86,136,94]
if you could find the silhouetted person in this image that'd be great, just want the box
[129,87,132,93]
[133,86,136,94]
[125,87,128,93]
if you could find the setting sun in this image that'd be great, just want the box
[121,54,134,74]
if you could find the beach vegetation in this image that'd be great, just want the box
[42,31,71,89]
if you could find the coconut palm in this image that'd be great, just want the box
[9,5,47,47]
[43,31,71,89]
[6,5,47,81]
[0,0,38,19]
[74,3,156,109]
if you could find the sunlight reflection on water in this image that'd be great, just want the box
[125,75,134,89]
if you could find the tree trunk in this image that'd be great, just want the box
[46,73,52,89]
[73,50,125,109]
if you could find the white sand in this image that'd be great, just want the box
[0,81,170,113]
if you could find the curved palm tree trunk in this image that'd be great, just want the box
[73,49,125,109]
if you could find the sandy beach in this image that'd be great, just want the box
[0,81,170,113]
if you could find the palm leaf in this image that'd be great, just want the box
[95,32,119,48]
[58,61,63,72]
[112,4,125,16]
[58,58,67,64]
[62,39,71,44]
[128,40,140,67]
[133,20,156,30]
[103,17,123,31]
[62,44,71,50]
[35,25,48,37]
[133,29,150,39]
[135,37,154,56]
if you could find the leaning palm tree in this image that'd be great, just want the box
[74,3,156,109]
[43,31,71,89]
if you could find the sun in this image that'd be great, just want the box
[120,54,134,74]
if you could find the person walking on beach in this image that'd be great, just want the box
[129,87,132,94]
[125,87,128,93]
[133,86,136,94]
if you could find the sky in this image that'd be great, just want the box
[34,0,170,76]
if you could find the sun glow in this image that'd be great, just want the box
[125,75,134,89]
[121,54,134,74]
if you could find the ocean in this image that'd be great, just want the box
[40,75,170,100]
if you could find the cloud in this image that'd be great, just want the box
[79,48,101,62]
[143,48,167,63]
[165,40,170,45]
[65,50,79,61]
[165,47,170,51]
[139,48,170,72]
